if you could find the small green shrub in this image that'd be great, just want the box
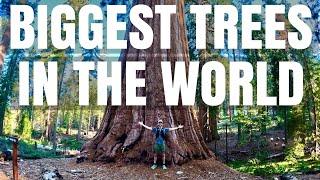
[248,158,260,165]
[16,111,32,140]
[31,130,43,139]
[285,141,305,161]
[0,137,60,159]
[60,137,83,150]
[228,157,320,177]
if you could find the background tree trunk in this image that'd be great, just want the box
[95,113,101,131]
[87,107,93,135]
[81,0,212,164]
[208,106,219,142]
[0,24,10,73]
[196,0,209,138]
[0,51,19,135]
[45,107,51,140]
[197,48,208,137]
[77,106,83,141]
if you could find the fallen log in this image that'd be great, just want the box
[267,152,284,160]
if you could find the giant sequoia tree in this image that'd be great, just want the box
[81,0,212,164]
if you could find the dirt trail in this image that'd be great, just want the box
[0,158,260,180]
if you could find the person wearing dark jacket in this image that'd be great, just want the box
[139,120,183,170]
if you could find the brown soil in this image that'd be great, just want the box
[0,158,260,180]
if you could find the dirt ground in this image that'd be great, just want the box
[0,158,260,180]
[211,129,287,161]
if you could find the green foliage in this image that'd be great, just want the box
[285,141,305,161]
[255,150,269,160]
[229,158,320,177]
[0,137,60,159]
[18,140,59,159]
[3,110,14,135]
[16,109,32,140]
[31,130,43,139]
[248,158,260,165]
[60,136,84,150]
[232,108,272,145]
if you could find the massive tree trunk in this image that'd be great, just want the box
[81,0,212,164]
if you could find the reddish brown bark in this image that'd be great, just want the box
[81,0,213,164]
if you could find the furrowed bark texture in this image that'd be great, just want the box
[81,0,213,164]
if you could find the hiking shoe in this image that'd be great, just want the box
[162,165,168,170]
[151,164,157,170]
